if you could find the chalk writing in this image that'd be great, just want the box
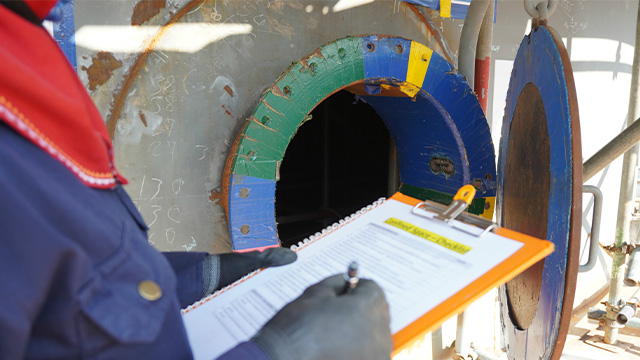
[149,140,161,156]
[166,228,176,244]
[172,178,184,195]
[196,145,209,160]
[168,205,181,223]
[182,236,197,251]
[150,178,163,200]
[149,204,162,227]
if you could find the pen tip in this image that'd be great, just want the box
[348,261,358,276]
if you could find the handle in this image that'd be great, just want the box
[580,185,603,272]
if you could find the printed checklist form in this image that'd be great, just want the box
[182,193,553,360]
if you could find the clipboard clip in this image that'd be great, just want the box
[411,185,498,237]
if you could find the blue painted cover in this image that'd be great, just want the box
[496,26,574,359]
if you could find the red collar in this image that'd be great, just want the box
[0,5,126,188]
[23,0,58,19]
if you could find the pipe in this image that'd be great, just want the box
[474,0,494,113]
[625,247,640,286]
[583,118,640,182]
[458,0,491,88]
[454,5,494,358]
[605,1,640,345]
[589,309,640,329]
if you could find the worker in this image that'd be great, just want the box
[0,1,393,359]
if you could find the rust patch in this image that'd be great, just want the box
[221,123,246,217]
[139,111,148,127]
[81,52,123,92]
[209,188,224,204]
[107,0,204,139]
[287,0,303,10]
[131,0,166,26]
[223,85,234,97]
[265,15,294,40]
[221,104,232,116]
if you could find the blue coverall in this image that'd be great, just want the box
[0,1,270,358]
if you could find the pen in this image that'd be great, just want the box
[344,261,359,294]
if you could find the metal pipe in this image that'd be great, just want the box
[589,309,640,329]
[455,5,494,358]
[604,1,640,345]
[474,0,494,113]
[454,311,472,360]
[625,247,640,286]
[458,0,491,88]
[583,118,640,182]
[472,345,505,360]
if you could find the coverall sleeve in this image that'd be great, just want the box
[216,341,271,360]
[163,252,208,308]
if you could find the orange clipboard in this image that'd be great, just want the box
[182,186,554,360]
[389,189,553,355]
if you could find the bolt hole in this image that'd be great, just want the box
[239,188,250,199]
[261,116,270,126]
[485,173,492,180]
[485,202,491,210]
[338,47,346,58]
[395,44,403,54]
[421,54,429,62]
[247,150,257,161]
[429,156,455,176]
[283,85,291,96]
[366,43,375,52]
[240,225,250,235]
[309,63,317,73]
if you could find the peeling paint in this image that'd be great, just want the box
[132,0,166,26]
[81,51,122,92]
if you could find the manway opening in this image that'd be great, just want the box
[275,90,394,248]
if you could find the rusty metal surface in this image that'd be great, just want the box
[503,82,550,331]
[74,0,434,253]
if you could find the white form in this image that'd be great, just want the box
[182,198,523,360]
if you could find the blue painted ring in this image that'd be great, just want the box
[497,25,579,359]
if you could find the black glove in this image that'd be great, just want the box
[252,274,393,360]
[203,248,297,294]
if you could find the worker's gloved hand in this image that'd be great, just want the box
[203,248,296,294]
[252,274,393,360]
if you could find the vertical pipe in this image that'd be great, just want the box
[458,0,491,88]
[455,3,494,358]
[605,2,640,345]
[474,0,494,113]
